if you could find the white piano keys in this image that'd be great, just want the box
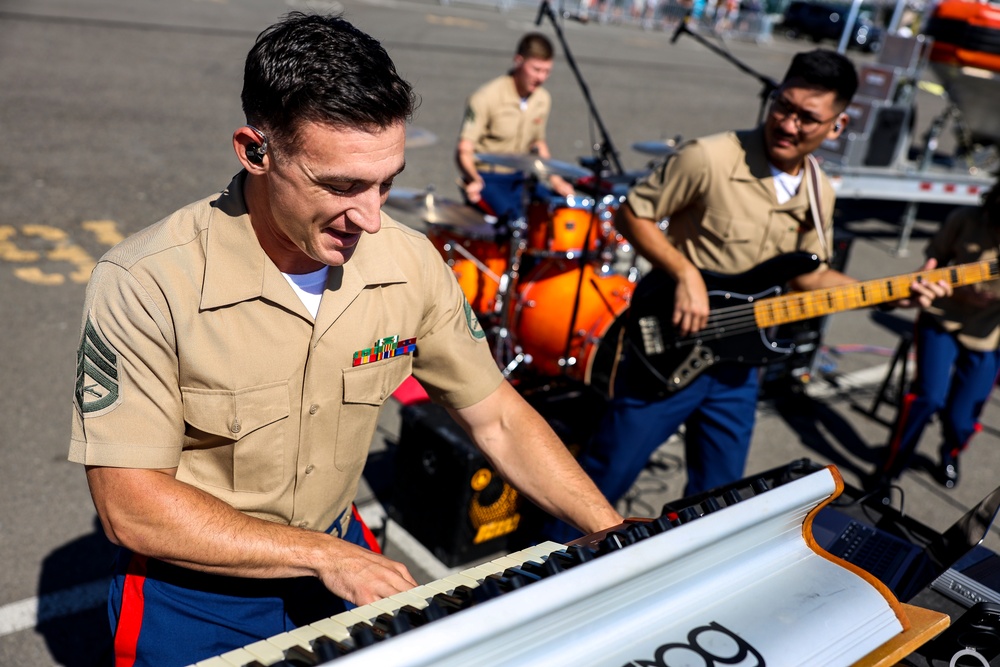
[191,540,571,666]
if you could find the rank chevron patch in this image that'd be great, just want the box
[75,316,122,415]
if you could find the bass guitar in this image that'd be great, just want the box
[625,252,999,394]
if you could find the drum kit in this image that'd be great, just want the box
[386,145,672,394]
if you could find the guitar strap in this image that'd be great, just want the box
[804,154,830,264]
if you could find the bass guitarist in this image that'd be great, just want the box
[550,50,951,537]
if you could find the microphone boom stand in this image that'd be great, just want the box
[537,0,626,379]
[671,15,780,125]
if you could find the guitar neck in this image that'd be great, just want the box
[754,259,999,329]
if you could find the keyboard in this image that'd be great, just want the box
[191,461,909,667]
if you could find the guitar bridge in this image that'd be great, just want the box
[637,316,665,356]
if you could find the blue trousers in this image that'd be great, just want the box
[545,363,758,543]
[472,172,557,223]
[472,171,526,222]
[880,315,1000,478]
[108,507,378,667]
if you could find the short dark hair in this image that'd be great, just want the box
[241,12,416,154]
[780,49,858,107]
[516,32,554,61]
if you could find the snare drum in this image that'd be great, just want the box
[514,258,633,384]
[427,225,507,315]
[526,195,602,256]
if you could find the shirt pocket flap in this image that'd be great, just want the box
[343,356,412,406]
[182,382,290,440]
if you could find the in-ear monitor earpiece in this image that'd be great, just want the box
[246,144,265,164]
[245,125,269,165]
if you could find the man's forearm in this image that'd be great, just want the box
[87,465,329,579]
[86,465,419,604]
[451,383,623,536]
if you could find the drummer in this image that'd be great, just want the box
[456,32,576,222]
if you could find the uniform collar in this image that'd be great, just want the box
[201,172,407,313]
[732,128,809,210]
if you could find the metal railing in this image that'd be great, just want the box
[437,0,774,43]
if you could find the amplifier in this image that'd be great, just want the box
[390,401,521,567]
[816,99,910,168]
[864,105,910,167]
[856,64,899,102]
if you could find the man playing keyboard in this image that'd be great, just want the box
[69,13,622,666]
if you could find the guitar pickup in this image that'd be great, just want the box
[637,316,665,356]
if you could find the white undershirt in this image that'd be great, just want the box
[769,164,804,205]
[282,266,328,318]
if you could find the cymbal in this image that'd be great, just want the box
[632,140,678,157]
[384,190,496,236]
[475,153,591,181]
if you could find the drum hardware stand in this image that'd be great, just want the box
[491,179,537,371]
[557,160,617,373]
[669,11,778,125]
[539,0,633,371]
[441,239,504,286]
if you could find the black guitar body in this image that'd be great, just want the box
[624,252,822,396]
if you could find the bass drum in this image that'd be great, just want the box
[427,225,508,316]
[514,258,633,392]
[525,195,601,256]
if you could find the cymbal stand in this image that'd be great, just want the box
[537,0,624,176]
[491,212,531,371]
[440,238,503,285]
[538,0,628,375]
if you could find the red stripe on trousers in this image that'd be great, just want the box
[114,553,149,667]
[884,392,918,473]
[352,505,382,554]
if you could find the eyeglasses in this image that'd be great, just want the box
[768,95,839,133]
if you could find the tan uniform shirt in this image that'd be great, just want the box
[627,129,836,274]
[924,205,1000,351]
[70,173,504,534]
[459,74,550,171]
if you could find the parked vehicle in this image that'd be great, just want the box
[779,1,883,52]
[925,0,1000,145]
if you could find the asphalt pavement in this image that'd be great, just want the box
[1,0,998,664]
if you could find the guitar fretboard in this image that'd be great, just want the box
[754,259,1000,328]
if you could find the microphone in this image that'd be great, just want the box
[671,12,689,44]
[535,0,547,26]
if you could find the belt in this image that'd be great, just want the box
[326,505,353,538]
